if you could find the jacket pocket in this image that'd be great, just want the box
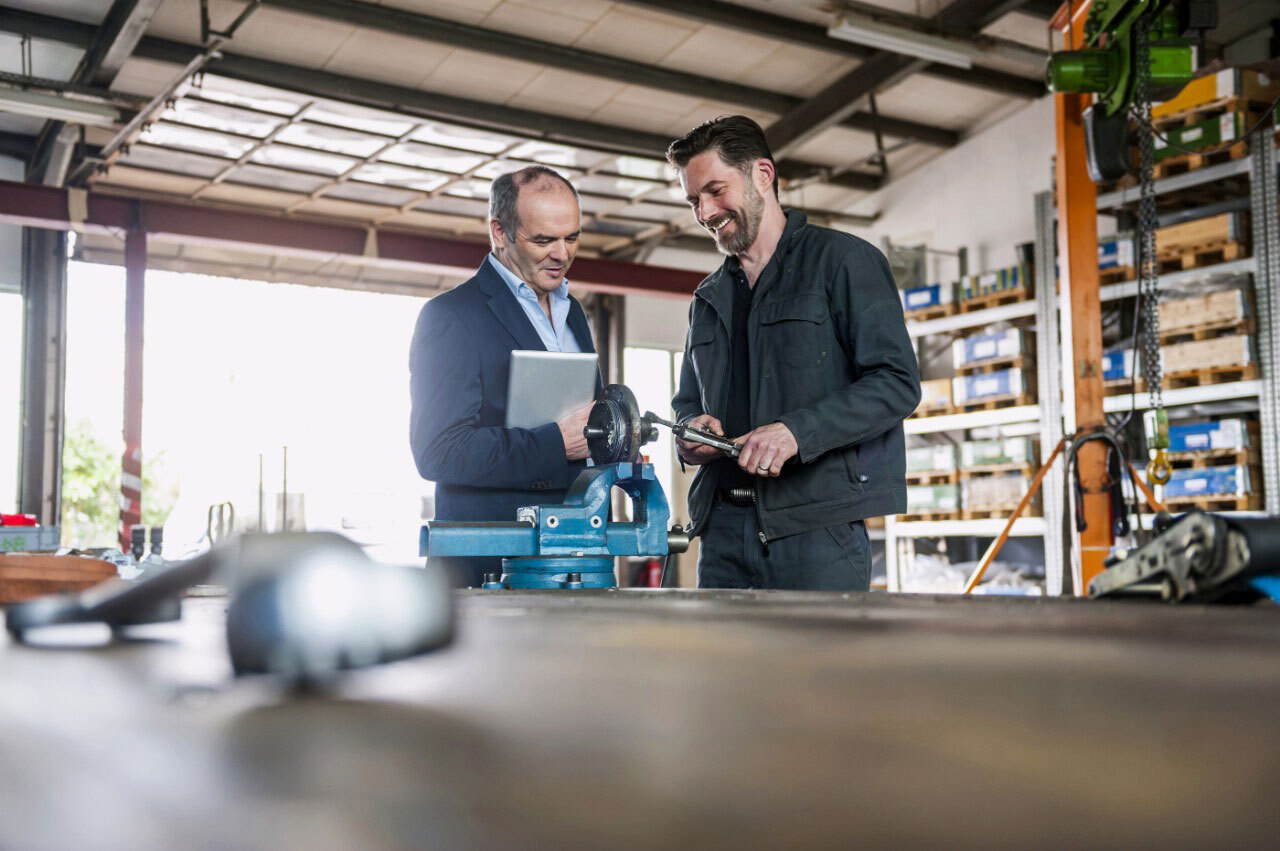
[687,322,720,405]
[843,446,866,493]
[757,293,831,371]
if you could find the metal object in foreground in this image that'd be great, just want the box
[1089,510,1280,603]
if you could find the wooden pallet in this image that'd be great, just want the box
[910,404,958,419]
[905,471,959,486]
[1160,317,1255,345]
[1106,362,1259,395]
[957,393,1036,412]
[1164,362,1258,388]
[904,303,957,322]
[897,509,961,522]
[1162,494,1264,513]
[956,353,1033,375]
[1168,448,1260,470]
[1099,265,1135,285]
[1153,96,1266,130]
[1156,240,1248,273]
[1153,141,1250,180]
[958,288,1032,313]
[959,463,1038,478]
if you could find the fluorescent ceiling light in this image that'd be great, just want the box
[828,13,980,70]
[0,86,120,127]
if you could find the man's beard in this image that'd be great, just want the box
[710,180,765,256]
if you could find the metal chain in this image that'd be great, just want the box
[1136,18,1163,413]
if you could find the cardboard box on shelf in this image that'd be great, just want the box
[1154,112,1249,162]
[962,474,1031,510]
[1162,335,1253,373]
[1153,69,1280,119]
[1158,289,1249,331]
[906,445,959,474]
[1099,235,1134,269]
[1155,212,1246,255]
[901,282,953,311]
[917,378,952,412]
[1103,349,1135,381]
[960,438,1035,468]
[1164,465,1253,499]
[1168,418,1252,453]
[952,328,1026,368]
[906,483,960,513]
[952,368,1026,404]
[960,264,1029,300]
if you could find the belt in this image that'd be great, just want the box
[718,486,756,506]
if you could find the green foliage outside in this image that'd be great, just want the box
[60,419,179,548]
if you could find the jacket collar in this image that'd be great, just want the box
[476,257,545,352]
[696,209,809,316]
[476,257,595,354]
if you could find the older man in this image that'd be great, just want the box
[668,116,921,591]
[410,166,599,587]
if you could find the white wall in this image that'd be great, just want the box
[846,96,1057,284]
[0,155,23,293]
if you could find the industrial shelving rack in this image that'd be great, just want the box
[885,127,1280,595]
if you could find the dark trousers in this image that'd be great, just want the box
[698,499,871,591]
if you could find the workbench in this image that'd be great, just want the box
[3,591,1279,849]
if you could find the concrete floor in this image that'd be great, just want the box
[2,589,1279,849]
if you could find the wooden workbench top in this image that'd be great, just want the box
[2,590,1279,849]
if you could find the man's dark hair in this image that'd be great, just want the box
[666,115,779,197]
[489,165,579,247]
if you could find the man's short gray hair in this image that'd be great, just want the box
[489,166,580,249]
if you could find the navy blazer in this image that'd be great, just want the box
[409,259,600,526]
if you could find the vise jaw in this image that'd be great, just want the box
[420,462,688,564]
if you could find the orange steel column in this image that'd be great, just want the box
[1053,0,1112,590]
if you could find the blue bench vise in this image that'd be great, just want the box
[420,386,692,590]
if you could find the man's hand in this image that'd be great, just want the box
[677,414,728,466]
[735,422,799,477]
[558,404,592,461]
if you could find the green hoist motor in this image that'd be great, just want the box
[1045,0,1217,182]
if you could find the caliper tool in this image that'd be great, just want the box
[644,412,741,459]
[422,385,690,590]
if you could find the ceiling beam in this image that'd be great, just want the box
[78,0,163,87]
[0,178,708,297]
[0,8,884,193]
[765,0,1038,160]
[256,0,958,148]
[610,0,1045,100]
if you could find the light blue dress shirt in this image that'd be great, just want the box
[487,254,582,353]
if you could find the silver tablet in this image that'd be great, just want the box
[505,350,599,429]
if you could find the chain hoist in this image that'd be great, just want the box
[1134,17,1172,486]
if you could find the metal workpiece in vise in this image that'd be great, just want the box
[1089,510,1280,603]
[421,385,691,590]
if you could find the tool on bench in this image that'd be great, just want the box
[1089,510,1280,603]
[422,384,690,590]
[6,532,456,684]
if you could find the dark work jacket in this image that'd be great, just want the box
[409,260,600,526]
[673,210,921,542]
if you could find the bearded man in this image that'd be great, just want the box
[667,115,921,591]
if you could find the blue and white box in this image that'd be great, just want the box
[901,282,953,312]
[1169,419,1251,453]
[1165,465,1251,499]
[953,328,1024,368]
[1099,235,1135,270]
[1102,349,1135,381]
[953,368,1025,404]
